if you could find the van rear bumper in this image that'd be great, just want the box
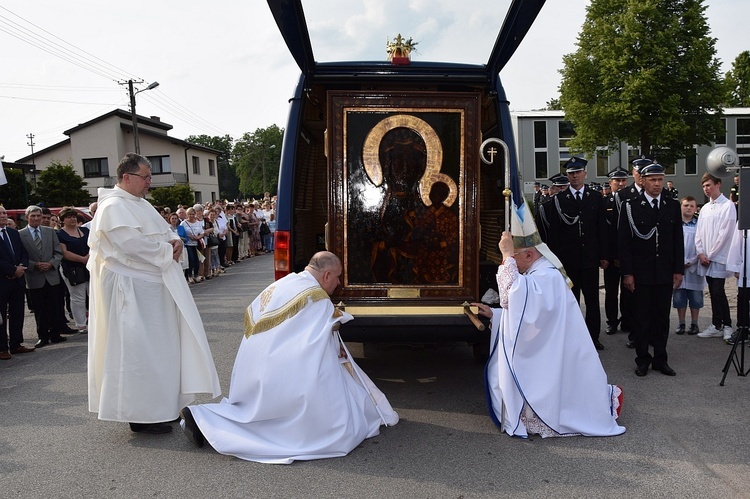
[339,313,490,342]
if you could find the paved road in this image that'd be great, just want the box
[2,254,750,498]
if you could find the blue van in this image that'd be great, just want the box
[268,0,546,356]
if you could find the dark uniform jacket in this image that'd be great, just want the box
[618,193,684,286]
[547,186,607,270]
[602,192,623,261]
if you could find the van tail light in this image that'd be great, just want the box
[274,231,291,280]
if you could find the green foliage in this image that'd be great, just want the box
[34,160,90,207]
[558,0,725,164]
[185,134,238,200]
[232,125,283,199]
[148,184,195,210]
[0,167,34,209]
[724,51,750,107]
[545,97,563,110]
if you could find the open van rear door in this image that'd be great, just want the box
[268,0,546,343]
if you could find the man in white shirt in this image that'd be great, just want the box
[695,173,737,341]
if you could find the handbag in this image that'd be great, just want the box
[64,265,89,286]
[197,238,206,250]
[260,221,270,236]
[207,232,220,247]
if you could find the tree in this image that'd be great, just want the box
[185,134,238,200]
[724,50,750,107]
[545,97,563,110]
[0,167,34,209]
[558,0,725,164]
[149,184,195,210]
[34,161,90,206]
[233,125,283,200]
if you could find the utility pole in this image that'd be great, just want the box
[118,79,159,154]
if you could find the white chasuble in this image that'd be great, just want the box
[189,271,399,464]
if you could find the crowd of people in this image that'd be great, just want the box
[153,198,276,284]
[0,189,277,361]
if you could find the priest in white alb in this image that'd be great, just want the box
[180,251,398,464]
[88,153,221,434]
[473,199,624,438]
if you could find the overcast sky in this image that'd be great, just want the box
[1,0,747,161]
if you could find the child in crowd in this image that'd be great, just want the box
[673,196,705,335]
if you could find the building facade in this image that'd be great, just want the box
[511,107,750,200]
[14,109,221,204]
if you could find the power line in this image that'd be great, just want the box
[0,95,119,105]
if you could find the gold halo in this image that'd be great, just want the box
[362,114,457,207]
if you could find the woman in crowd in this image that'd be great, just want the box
[168,212,189,276]
[57,206,90,333]
[181,207,205,284]
[193,204,210,280]
[206,210,222,277]
[246,203,261,257]
[236,204,250,260]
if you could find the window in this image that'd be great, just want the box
[533,121,548,179]
[209,159,216,176]
[82,157,109,177]
[147,155,171,174]
[558,121,575,148]
[685,149,697,175]
[595,149,610,177]
[738,118,750,167]
[211,191,217,202]
[715,119,726,145]
[534,152,548,179]
[533,121,547,148]
[194,191,202,204]
[192,156,200,175]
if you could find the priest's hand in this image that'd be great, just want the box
[169,239,183,262]
[498,231,514,261]
[471,302,492,319]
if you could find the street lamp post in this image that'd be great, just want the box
[262,144,276,194]
[127,80,159,154]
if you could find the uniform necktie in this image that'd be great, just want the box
[575,191,582,202]
[1,228,13,257]
[652,198,659,213]
[34,227,43,252]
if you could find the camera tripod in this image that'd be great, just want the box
[720,229,750,385]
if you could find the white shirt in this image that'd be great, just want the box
[695,194,736,277]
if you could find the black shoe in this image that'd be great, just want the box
[675,324,686,335]
[35,339,51,348]
[635,365,648,377]
[50,335,67,344]
[656,364,676,376]
[687,324,700,335]
[605,324,617,335]
[180,406,205,448]
[593,340,605,350]
[626,340,635,349]
[60,327,79,335]
[129,422,173,434]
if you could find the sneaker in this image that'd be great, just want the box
[688,324,700,335]
[697,325,723,338]
[674,324,686,335]
[722,326,733,341]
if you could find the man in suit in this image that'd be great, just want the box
[619,163,683,377]
[19,205,67,348]
[532,181,542,216]
[0,206,35,360]
[602,167,629,336]
[547,157,607,350]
